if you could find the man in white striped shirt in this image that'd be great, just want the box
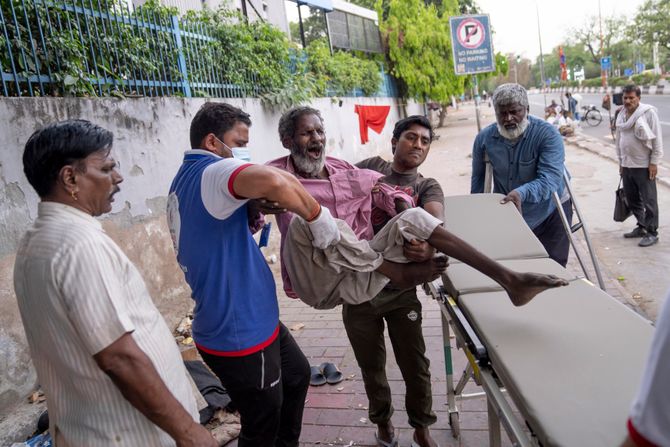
[13,120,217,446]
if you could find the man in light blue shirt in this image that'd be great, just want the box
[471,83,572,266]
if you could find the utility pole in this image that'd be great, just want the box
[535,1,546,106]
[514,55,521,84]
[599,0,607,88]
[297,2,306,49]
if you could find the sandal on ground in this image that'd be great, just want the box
[320,362,344,385]
[375,430,399,447]
[309,365,326,386]
[411,438,441,447]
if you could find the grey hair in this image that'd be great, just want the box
[492,83,529,110]
[278,106,323,142]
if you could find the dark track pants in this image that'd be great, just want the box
[532,199,573,267]
[622,167,659,236]
[199,322,310,447]
[342,288,436,428]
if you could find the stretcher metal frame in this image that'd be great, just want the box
[424,281,537,447]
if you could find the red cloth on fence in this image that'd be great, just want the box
[354,105,391,144]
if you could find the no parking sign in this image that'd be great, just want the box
[449,15,495,75]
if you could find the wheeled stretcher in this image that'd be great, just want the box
[424,194,654,446]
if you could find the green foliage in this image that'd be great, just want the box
[458,0,481,14]
[631,0,670,51]
[259,72,318,111]
[377,0,464,103]
[1,0,384,101]
[570,15,628,65]
[545,3,670,85]
[582,77,604,87]
[288,8,327,46]
[1,0,180,96]
[631,72,661,86]
[305,39,382,96]
[185,8,294,95]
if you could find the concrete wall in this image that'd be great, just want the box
[0,96,421,432]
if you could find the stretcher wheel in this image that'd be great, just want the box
[449,411,460,438]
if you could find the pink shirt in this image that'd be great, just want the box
[266,155,413,298]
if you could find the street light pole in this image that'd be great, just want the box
[599,0,608,88]
[514,58,518,84]
[535,0,546,106]
[514,55,521,84]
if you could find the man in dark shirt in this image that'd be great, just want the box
[351,115,443,447]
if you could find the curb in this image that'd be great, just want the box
[534,85,670,95]
[565,133,670,189]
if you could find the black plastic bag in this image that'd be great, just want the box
[614,178,632,222]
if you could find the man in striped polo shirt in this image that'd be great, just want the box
[14,120,216,446]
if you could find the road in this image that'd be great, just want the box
[528,92,670,163]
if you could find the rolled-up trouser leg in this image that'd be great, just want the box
[284,208,443,309]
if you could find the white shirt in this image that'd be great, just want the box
[629,290,670,446]
[616,106,664,168]
[13,202,199,447]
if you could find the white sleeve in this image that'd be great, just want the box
[201,158,253,220]
[629,292,670,446]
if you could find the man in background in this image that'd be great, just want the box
[615,84,664,247]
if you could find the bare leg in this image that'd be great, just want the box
[377,420,395,444]
[376,256,448,289]
[413,427,438,447]
[426,227,568,306]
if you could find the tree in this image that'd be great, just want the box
[569,15,628,65]
[630,0,670,51]
[288,8,327,47]
[377,0,464,126]
[458,0,480,14]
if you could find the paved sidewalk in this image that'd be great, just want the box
[245,105,668,447]
[234,102,669,446]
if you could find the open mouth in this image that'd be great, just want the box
[306,146,323,160]
[110,188,120,202]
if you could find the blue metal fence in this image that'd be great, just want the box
[0,0,260,97]
[0,0,396,98]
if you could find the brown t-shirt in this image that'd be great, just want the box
[357,156,444,232]
[356,156,445,306]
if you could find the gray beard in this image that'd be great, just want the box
[291,150,325,178]
[497,117,529,141]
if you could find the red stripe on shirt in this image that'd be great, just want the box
[628,418,660,447]
[195,324,279,357]
[227,163,253,199]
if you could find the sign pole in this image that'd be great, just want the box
[473,75,482,133]
[450,14,495,193]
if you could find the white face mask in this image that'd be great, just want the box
[231,147,251,162]
[213,135,251,161]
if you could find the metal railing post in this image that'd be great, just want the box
[170,15,190,97]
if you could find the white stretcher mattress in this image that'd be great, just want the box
[457,279,653,447]
[444,194,548,262]
[441,193,654,446]
[442,258,576,299]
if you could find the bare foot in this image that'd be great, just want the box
[376,421,395,444]
[504,272,569,307]
[413,427,438,447]
[386,256,448,289]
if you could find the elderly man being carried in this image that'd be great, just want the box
[263,107,568,312]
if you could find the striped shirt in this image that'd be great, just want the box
[13,202,199,447]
